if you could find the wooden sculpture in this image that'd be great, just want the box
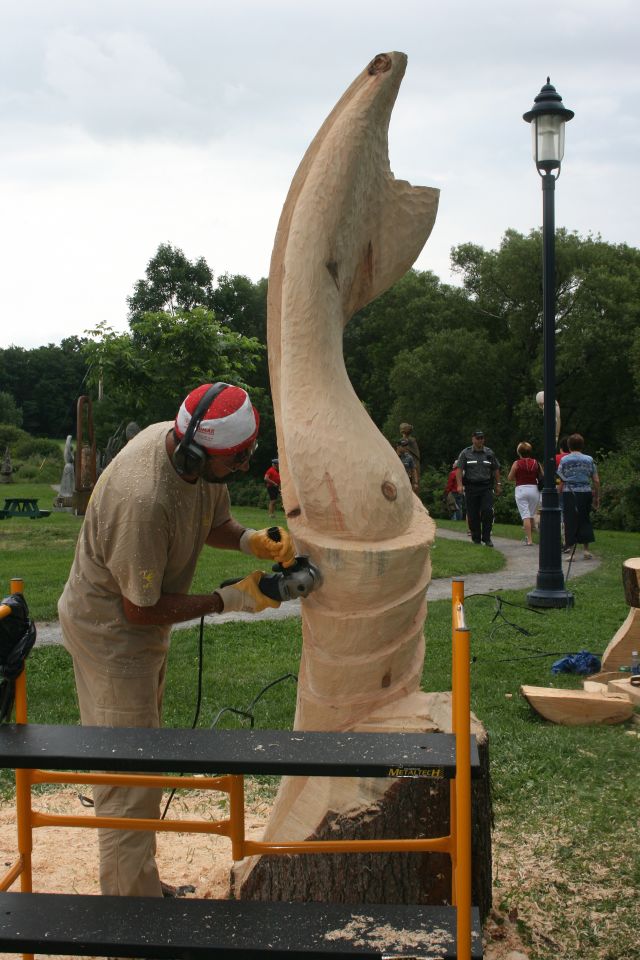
[600,558,640,671]
[72,396,96,516]
[268,49,438,734]
[522,558,640,724]
[521,685,634,725]
[234,52,491,914]
[585,558,640,685]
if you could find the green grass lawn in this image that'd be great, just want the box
[0,483,503,620]
[1,483,638,959]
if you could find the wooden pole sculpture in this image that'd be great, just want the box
[536,390,561,446]
[72,396,96,516]
[235,52,491,914]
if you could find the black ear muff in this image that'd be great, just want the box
[173,382,229,476]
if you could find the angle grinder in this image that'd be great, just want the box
[220,527,323,602]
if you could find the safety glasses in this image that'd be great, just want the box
[209,439,258,466]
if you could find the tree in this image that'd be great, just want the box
[450,230,640,458]
[344,231,640,471]
[344,270,474,435]
[212,273,268,341]
[210,275,277,465]
[127,243,216,320]
[0,338,88,437]
[127,251,273,466]
[0,391,23,427]
[83,309,264,437]
[384,329,506,467]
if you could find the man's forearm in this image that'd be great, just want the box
[206,517,247,550]
[123,592,223,626]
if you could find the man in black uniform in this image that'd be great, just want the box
[455,430,501,546]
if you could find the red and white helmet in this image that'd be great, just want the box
[175,383,259,455]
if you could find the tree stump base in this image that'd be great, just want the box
[232,694,492,920]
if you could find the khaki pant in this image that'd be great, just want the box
[70,651,167,897]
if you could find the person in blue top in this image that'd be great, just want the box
[557,433,600,559]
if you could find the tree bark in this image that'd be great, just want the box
[621,557,640,608]
[234,695,493,920]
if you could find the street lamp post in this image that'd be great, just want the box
[524,79,575,609]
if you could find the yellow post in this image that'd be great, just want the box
[453,624,472,960]
[450,577,464,904]
[451,578,464,733]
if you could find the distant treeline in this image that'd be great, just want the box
[1,231,638,485]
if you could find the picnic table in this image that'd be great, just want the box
[0,497,51,519]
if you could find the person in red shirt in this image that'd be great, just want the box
[444,460,464,520]
[507,442,543,545]
[555,436,570,471]
[264,458,281,517]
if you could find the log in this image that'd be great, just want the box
[621,557,640,608]
[232,52,492,915]
[233,694,493,920]
[521,685,634,725]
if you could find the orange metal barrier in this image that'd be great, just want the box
[0,577,474,960]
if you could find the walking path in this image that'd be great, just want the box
[33,528,599,647]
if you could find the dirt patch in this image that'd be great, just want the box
[0,788,529,959]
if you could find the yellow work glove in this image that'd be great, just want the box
[239,527,296,569]
[215,571,281,614]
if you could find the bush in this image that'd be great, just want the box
[227,476,270,509]
[0,423,29,451]
[14,437,63,463]
[13,454,63,484]
[593,441,640,531]
[418,466,450,518]
[493,481,522,525]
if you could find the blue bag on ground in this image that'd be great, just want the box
[551,650,601,676]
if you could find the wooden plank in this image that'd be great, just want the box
[0,725,480,778]
[0,892,484,958]
[520,685,634,725]
[607,678,640,706]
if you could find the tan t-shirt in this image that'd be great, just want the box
[58,422,231,675]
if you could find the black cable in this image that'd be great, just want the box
[462,592,545,642]
[462,590,602,666]
[464,592,546,613]
[210,673,298,729]
[472,648,603,665]
[563,541,577,585]
[160,615,205,821]
[161,622,298,820]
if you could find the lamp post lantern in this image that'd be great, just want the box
[524,79,575,608]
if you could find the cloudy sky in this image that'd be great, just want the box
[2,0,638,349]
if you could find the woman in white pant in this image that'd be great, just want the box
[507,442,542,545]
